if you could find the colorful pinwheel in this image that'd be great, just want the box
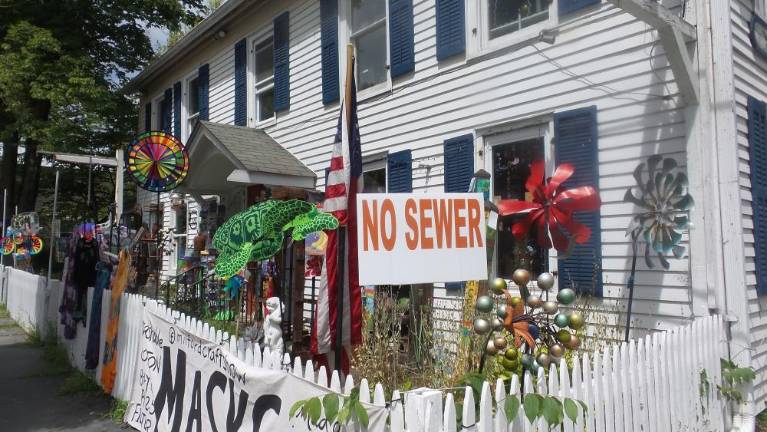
[2,237,13,255]
[126,131,189,192]
[496,160,601,254]
[30,236,44,255]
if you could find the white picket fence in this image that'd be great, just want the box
[0,265,731,431]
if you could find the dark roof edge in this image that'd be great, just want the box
[124,0,249,94]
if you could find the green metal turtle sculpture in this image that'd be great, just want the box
[212,199,339,278]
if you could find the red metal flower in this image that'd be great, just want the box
[496,160,601,254]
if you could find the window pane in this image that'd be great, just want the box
[255,38,274,83]
[492,138,547,278]
[363,168,386,193]
[189,78,199,115]
[355,24,387,90]
[352,0,386,33]
[259,87,274,121]
[488,0,549,39]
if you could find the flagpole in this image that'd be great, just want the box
[334,44,355,373]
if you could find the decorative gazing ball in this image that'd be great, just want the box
[526,295,542,308]
[485,339,498,355]
[568,312,585,330]
[521,353,533,368]
[509,296,523,308]
[528,323,540,339]
[549,343,565,358]
[536,353,551,368]
[496,305,507,319]
[504,347,519,361]
[474,318,491,335]
[554,313,570,328]
[512,268,531,287]
[501,357,518,370]
[476,296,494,313]
[491,277,508,295]
[542,301,559,315]
[493,337,508,350]
[566,335,581,350]
[556,288,576,305]
[557,329,572,343]
[530,360,541,372]
[536,272,555,291]
[491,317,504,331]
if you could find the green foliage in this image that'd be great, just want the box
[290,386,369,428]
[699,358,757,407]
[109,399,129,424]
[59,370,100,395]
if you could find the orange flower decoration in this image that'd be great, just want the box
[502,292,536,350]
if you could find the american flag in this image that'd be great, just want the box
[311,49,362,371]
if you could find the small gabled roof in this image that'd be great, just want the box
[185,121,316,191]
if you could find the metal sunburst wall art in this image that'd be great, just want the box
[623,155,694,341]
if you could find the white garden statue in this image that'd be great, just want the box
[264,297,284,356]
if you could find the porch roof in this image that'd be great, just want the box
[180,121,316,194]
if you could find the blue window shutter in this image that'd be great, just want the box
[436,0,465,61]
[144,102,152,131]
[234,39,247,126]
[444,134,474,192]
[198,64,209,121]
[559,0,600,16]
[748,96,767,295]
[274,12,291,112]
[387,149,412,192]
[554,106,602,296]
[320,0,339,105]
[173,81,181,138]
[389,0,415,78]
[162,88,172,133]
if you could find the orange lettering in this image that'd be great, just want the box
[419,199,434,249]
[468,199,484,247]
[381,199,396,251]
[432,199,453,248]
[405,199,419,250]
[454,199,467,248]
[362,200,379,251]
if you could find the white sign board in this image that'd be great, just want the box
[126,309,387,432]
[356,193,487,285]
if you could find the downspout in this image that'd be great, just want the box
[703,0,757,429]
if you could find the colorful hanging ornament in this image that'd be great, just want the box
[496,160,601,255]
[29,236,43,255]
[126,131,189,192]
[2,237,13,255]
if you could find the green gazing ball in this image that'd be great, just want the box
[554,313,569,328]
[476,296,494,313]
[504,347,519,361]
[496,305,507,319]
[521,354,533,368]
[491,277,508,294]
[557,288,576,305]
[557,329,572,343]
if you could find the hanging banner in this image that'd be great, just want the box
[356,193,487,285]
[126,309,386,432]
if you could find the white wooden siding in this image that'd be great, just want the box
[140,0,696,347]
[730,0,767,406]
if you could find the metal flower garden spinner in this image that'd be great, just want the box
[623,155,694,341]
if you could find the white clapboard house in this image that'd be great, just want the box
[126,0,767,410]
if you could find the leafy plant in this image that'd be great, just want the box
[504,393,587,425]
[290,387,369,429]
[718,358,756,404]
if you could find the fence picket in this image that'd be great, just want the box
[478,381,492,432]
[444,392,457,432]
[601,348,615,432]
[522,371,534,432]
[317,366,328,387]
[330,371,341,392]
[570,356,584,432]
[344,374,355,395]
[462,385,476,431]
[581,353,595,432]
[494,378,508,432]
[373,383,385,406]
[303,359,315,382]
[390,390,405,432]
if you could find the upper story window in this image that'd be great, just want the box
[489,0,550,39]
[154,96,168,131]
[186,75,199,139]
[351,0,388,91]
[362,153,387,193]
[254,36,275,123]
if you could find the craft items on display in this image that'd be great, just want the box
[212,199,339,279]
[474,269,582,376]
[85,261,112,370]
[101,249,131,394]
[496,160,601,255]
[59,223,104,339]
[125,131,189,192]
[622,155,693,341]
[264,297,285,356]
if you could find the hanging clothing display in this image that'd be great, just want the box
[59,224,101,340]
[85,261,112,369]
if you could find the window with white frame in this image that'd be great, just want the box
[362,153,387,193]
[351,0,388,91]
[254,36,275,123]
[485,125,551,278]
[469,0,556,54]
[154,95,166,130]
[186,75,200,136]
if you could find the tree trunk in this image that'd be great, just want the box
[18,139,41,212]
[1,131,19,216]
